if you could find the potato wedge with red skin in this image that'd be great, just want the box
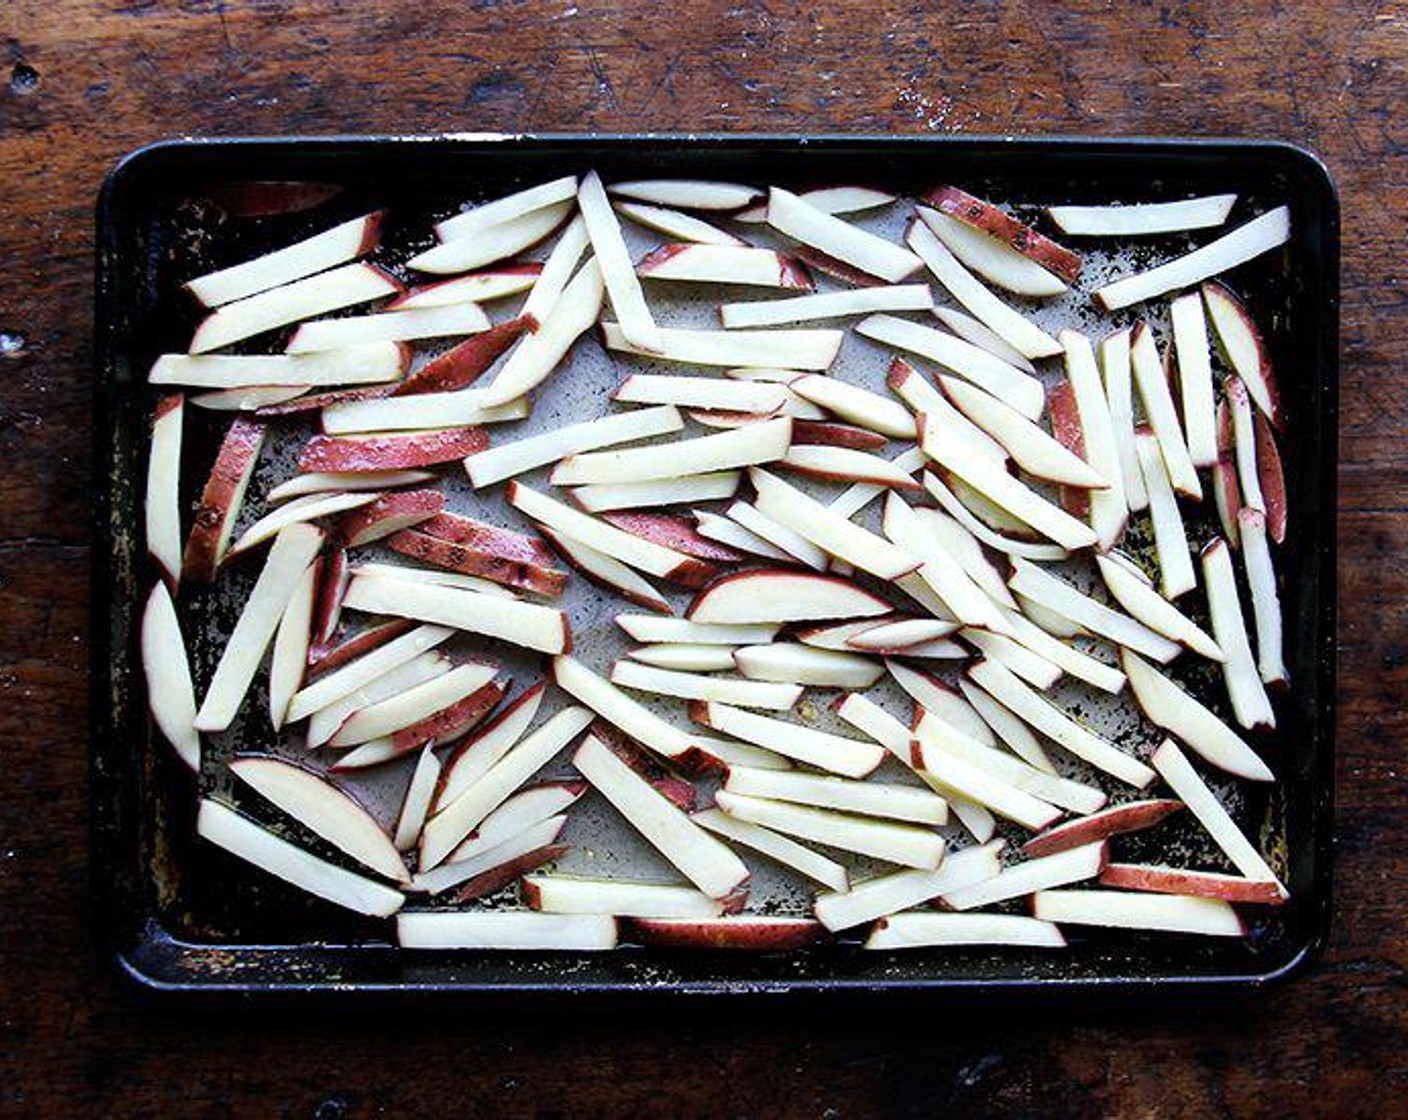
[307,618,415,676]
[1022,799,1185,858]
[599,512,744,563]
[1255,413,1287,543]
[626,916,825,950]
[298,428,487,472]
[788,420,889,451]
[924,185,1082,283]
[182,417,266,583]
[390,317,535,397]
[1099,863,1287,904]
[686,570,892,624]
[337,489,445,546]
[452,844,570,903]
[386,529,568,598]
[312,546,349,649]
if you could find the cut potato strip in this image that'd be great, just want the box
[466,404,682,489]
[140,582,200,770]
[611,660,801,711]
[1238,509,1288,686]
[617,615,777,646]
[1135,430,1198,600]
[609,179,762,211]
[1201,539,1276,730]
[154,342,407,390]
[320,390,529,435]
[390,265,542,310]
[922,472,1071,561]
[406,201,573,274]
[692,808,849,892]
[932,307,1038,374]
[1032,890,1245,937]
[1092,206,1291,311]
[968,657,1156,788]
[724,766,949,825]
[198,800,403,918]
[813,842,1001,931]
[1170,292,1219,468]
[734,185,894,223]
[419,705,593,869]
[1099,328,1148,512]
[1097,553,1222,662]
[695,702,885,778]
[715,791,943,870]
[1129,323,1201,498]
[229,757,408,883]
[524,876,722,918]
[921,431,1097,551]
[601,322,843,371]
[1121,651,1273,782]
[733,643,883,689]
[194,524,325,732]
[721,285,932,329]
[908,215,1061,360]
[186,212,383,308]
[630,644,738,672]
[553,417,790,486]
[638,244,812,289]
[766,187,922,283]
[788,373,916,438]
[944,841,1107,911]
[191,264,401,353]
[572,472,740,513]
[580,170,661,351]
[867,912,1066,950]
[1151,739,1285,892]
[918,207,1068,297]
[1008,559,1181,663]
[575,733,748,898]
[342,572,571,654]
[828,447,930,520]
[287,303,489,352]
[613,374,787,413]
[614,200,747,246]
[1046,194,1237,237]
[1061,330,1127,549]
[434,175,579,241]
[857,313,1044,421]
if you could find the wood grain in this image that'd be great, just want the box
[2,1,1403,1115]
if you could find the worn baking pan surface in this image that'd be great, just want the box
[93,135,1337,996]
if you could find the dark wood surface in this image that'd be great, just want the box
[2,2,1402,1115]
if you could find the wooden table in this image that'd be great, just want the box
[2,2,1401,1114]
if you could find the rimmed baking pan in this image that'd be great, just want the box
[92,134,1337,997]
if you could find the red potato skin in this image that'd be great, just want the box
[390,316,535,396]
[925,185,1083,284]
[789,420,889,451]
[336,489,445,547]
[386,263,544,310]
[309,550,344,648]
[1046,379,1090,518]
[386,529,569,598]
[181,416,265,583]
[306,617,415,675]
[1255,412,1287,543]
[199,181,345,221]
[792,246,886,287]
[684,569,890,621]
[1214,398,1243,546]
[388,678,508,753]
[154,391,184,423]
[1022,799,1185,858]
[534,525,672,615]
[719,881,751,915]
[627,917,824,950]
[1099,863,1286,905]
[420,511,558,567]
[297,427,487,472]
[452,844,569,903]
[1202,280,1284,432]
[255,384,396,417]
[651,777,698,813]
[600,512,744,563]
[432,682,548,809]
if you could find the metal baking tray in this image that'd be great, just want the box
[92,134,1338,997]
